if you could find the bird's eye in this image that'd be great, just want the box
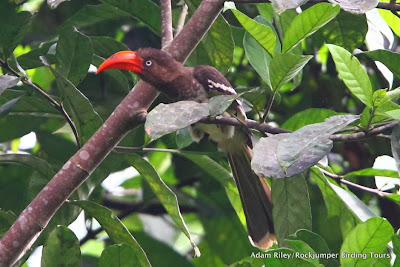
[145,60,152,66]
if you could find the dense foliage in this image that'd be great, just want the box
[1,0,400,266]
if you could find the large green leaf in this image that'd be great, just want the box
[290,229,339,267]
[321,11,368,51]
[0,3,33,59]
[0,90,65,142]
[363,49,400,79]
[276,115,358,176]
[272,173,312,246]
[99,244,140,267]
[202,16,234,73]
[378,0,400,37]
[125,154,199,255]
[393,230,400,266]
[263,248,315,266]
[0,154,55,179]
[231,9,277,57]
[327,44,373,107]
[71,200,151,266]
[41,226,81,267]
[315,169,376,222]
[269,53,312,91]
[282,108,339,131]
[45,63,103,144]
[0,210,16,239]
[15,42,55,70]
[243,16,280,87]
[60,4,130,32]
[340,217,393,266]
[56,27,93,86]
[282,3,340,53]
[99,0,160,34]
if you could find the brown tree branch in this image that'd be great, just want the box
[0,58,81,147]
[160,0,174,47]
[0,0,226,264]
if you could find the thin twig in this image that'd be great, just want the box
[316,166,391,197]
[160,0,174,48]
[176,4,188,36]
[261,91,276,123]
[0,58,81,147]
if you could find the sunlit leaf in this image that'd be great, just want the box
[340,217,393,266]
[269,54,312,91]
[363,50,400,79]
[327,44,373,107]
[230,9,277,57]
[282,3,340,53]
[328,0,378,13]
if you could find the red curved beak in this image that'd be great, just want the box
[96,51,143,74]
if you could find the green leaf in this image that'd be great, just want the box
[0,75,21,94]
[145,101,209,139]
[44,62,103,144]
[41,226,81,267]
[364,50,400,79]
[285,239,319,266]
[60,4,130,32]
[391,124,400,177]
[272,173,312,246]
[99,0,160,34]
[393,230,400,266]
[175,128,193,149]
[202,16,234,73]
[290,229,339,267]
[125,154,199,256]
[0,210,16,239]
[243,16,280,87]
[71,200,151,266]
[340,217,393,266]
[231,9,277,57]
[282,3,340,53]
[269,53,312,91]
[182,154,245,227]
[91,36,129,58]
[277,115,358,176]
[99,244,141,267]
[344,168,398,179]
[321,11,367,52]
[0,7,33,59]
[15,42,55,70]
[282,108,339,131]
[379,3,400,37]
[56,27,93,86]
[263,248,314,266]
[0,154,55,179]
[316,169,377,222]
[327,44,373,107]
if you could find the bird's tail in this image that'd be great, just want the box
[227,146,276,249]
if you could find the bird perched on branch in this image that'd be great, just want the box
[96,48,275,249]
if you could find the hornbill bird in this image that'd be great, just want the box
[96,48,275,249]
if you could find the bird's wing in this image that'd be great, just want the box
[193,65,245,118]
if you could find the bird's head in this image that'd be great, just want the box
[96,48,178,86]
